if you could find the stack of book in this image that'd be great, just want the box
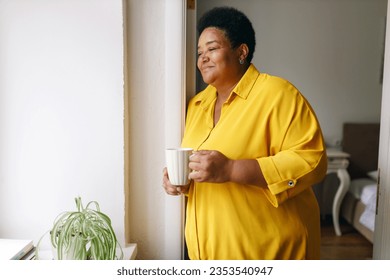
[0,238,36,260]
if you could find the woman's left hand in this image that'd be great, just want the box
[162,167,190,195]
[188,150,233,183]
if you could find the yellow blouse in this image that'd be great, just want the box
[181,64,327,260]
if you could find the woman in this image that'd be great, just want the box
[163,6,327,260]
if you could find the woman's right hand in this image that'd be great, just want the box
[162,167,190,196]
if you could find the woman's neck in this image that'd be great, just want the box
[215,65,249,100]
[216,81,238,102]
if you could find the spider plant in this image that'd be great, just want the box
[37,196,123,260]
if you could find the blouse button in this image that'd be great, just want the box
[288,180,295,187]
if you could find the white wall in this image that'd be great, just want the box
[0,0,125,249]
[198,0,386,146]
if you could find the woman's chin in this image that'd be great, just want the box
[201,75,214,85]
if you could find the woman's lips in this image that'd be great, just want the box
[201,65,213,72]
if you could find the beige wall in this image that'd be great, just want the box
[124,0,186,260]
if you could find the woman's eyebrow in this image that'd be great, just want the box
[197,40,220,50]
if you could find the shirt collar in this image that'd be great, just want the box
[193,64,260,109]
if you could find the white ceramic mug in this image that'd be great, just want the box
[165,148,193,185]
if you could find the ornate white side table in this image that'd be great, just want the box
[326,149,351,236]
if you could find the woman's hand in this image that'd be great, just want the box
[162,167,190,196]
[188,150,267,187]
[188,150,233,183]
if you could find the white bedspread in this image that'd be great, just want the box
[358,184,377,232]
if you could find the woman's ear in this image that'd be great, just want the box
[238,43,249,61]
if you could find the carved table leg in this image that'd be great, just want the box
[332,168,351,236]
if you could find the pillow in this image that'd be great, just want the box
[367,170,378,181]
[349,178,377,199]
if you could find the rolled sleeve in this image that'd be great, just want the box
[257,149,327,207]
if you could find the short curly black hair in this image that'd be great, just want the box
[197,6,256,63]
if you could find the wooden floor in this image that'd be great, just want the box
[320,216,373,260]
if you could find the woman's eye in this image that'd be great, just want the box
[197,46,218,57]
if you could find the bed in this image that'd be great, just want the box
[340,123,380,243]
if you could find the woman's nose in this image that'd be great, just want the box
[201,53,209,62]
